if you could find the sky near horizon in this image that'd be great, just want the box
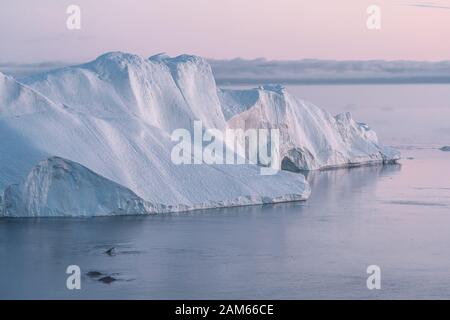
[0,0,450,63]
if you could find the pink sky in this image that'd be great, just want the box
[0,0,450,62]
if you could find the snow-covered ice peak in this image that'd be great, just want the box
[150,53,217,90]
[21,51,226,131]
[259,84,286,95]
[148,52,171,62]
[80,51,149,84]
[149,53,208,65]
[91,51,146,67]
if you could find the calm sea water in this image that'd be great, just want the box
[0,84,449,299]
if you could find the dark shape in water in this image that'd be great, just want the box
[105,247,116,256]
[440,146,450,152]
[98,276,117,284]
[86,271,104,278]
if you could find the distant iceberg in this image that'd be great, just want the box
[0,52,398,217]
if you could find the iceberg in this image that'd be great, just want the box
[0,66,310,217]
[219,84,400,171]
[0,52,398,217]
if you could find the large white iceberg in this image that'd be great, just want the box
[0,59,310,217]
[0,52,398,217]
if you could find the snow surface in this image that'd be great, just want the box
[219,85,400,171]
[0,52,398,217]
[22,52,226,132]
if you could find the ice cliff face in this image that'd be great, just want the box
[0,52,398,217]
[0,157,310,217]
[0,157,151,217]
[219,85,400,171]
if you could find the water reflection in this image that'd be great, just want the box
[2,153,450,299]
